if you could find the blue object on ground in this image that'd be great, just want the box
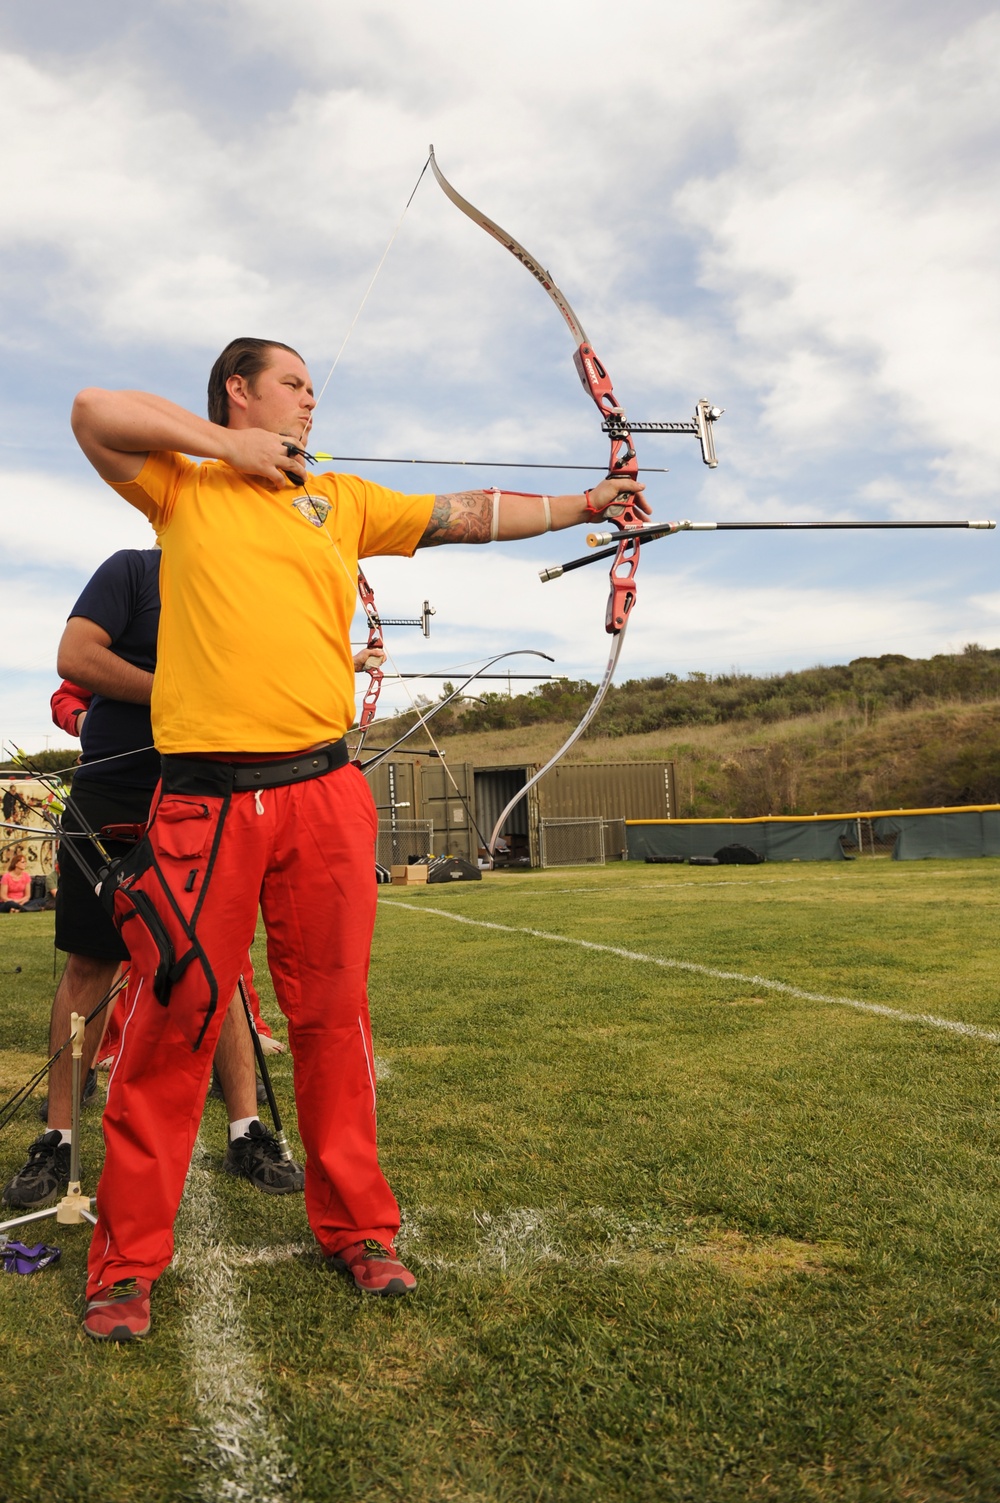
[1,1239,62,1274]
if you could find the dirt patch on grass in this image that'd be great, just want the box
[686,1230,849,1284]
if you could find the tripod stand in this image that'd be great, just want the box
[0,1010,96,1238]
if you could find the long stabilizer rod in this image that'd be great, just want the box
[541,519,996,581]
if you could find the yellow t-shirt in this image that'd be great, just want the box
[111,451,434,754]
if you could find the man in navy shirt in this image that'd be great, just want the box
[2,549,303,1209]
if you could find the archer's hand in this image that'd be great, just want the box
[585,476,651,518]
[354,648,386,673]
[221,429,308,490]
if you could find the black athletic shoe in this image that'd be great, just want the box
[208,1067,268,1106]
[2,1131,73,1209]
[37,1067,98,1123]
[222,1120,304,1195]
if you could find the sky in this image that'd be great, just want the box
[2,0,999,749]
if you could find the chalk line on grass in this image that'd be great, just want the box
[227,1241,317,1267]
[395,1203,829,1280]
[381,901,1000,1045]
[474,1207,563,1269]
[175,1142,297,1503]
[547,875,829,896]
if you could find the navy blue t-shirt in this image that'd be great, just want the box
[71,549,161,792]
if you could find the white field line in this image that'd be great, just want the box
[395,1205,717,1275]
[175,1142,297,1503]
[539,876,825,896]
[430,876,827,898]
[380,901,1000,1045]
[227,1241,317,1267]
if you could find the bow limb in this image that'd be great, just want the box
[486,629,627,856]
[428,147,640,502]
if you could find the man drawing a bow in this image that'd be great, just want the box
[72,335,646,1341]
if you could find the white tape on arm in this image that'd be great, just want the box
[541,495,551,533]
[490,489,501,541]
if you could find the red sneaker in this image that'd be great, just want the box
[83,1277,152,1341]
[328,1239,416,1296]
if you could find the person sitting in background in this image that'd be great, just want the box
[0,851,32,912]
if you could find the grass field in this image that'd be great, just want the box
[1,859,998,1502]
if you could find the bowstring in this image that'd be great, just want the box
[311,154,431,410]
[303,151,542,856]
[301,151,482,812]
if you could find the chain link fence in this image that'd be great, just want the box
[539,818,606,868]
[602,817,627,861]
[838,818,899,859]
[376,819,434,868]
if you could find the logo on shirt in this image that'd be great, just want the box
[292,495,331,529]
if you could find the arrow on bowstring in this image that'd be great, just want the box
[307,451,671,474]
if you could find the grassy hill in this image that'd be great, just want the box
[8,648,1000,819]
[386,646,1000,817]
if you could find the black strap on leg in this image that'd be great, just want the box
[99,790,233,1051]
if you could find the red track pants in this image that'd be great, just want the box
[87,761,396,1296]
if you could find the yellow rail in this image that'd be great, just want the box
[627,805,1000,826]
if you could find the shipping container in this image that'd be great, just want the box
[475,761,676,866]
[366,758,676,869]
[365,756,479,865]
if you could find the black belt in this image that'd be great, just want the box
[159,739,350,799]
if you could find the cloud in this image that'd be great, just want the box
[1,467,155,573]
[675,7,1000,491]
[1,0,998,745]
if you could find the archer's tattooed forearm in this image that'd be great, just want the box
[419,491,492,546]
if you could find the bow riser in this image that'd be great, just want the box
[356,569,385,732]
[573,344,638,476]
[573,343,644,575]
[607,535,641,633]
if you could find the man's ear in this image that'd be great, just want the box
[226,374,251,415]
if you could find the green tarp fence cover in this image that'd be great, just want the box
[871,810,1000,860]
[626,819,854,863]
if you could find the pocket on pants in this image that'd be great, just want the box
[153,798,213,859]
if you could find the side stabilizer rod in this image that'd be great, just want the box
[541,519,996,581]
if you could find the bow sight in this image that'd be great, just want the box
[603,399,724,470]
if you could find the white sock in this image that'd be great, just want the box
[53,1128,72,1147]
[228,1116,260,1142]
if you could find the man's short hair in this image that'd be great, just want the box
[207,338,304,427]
